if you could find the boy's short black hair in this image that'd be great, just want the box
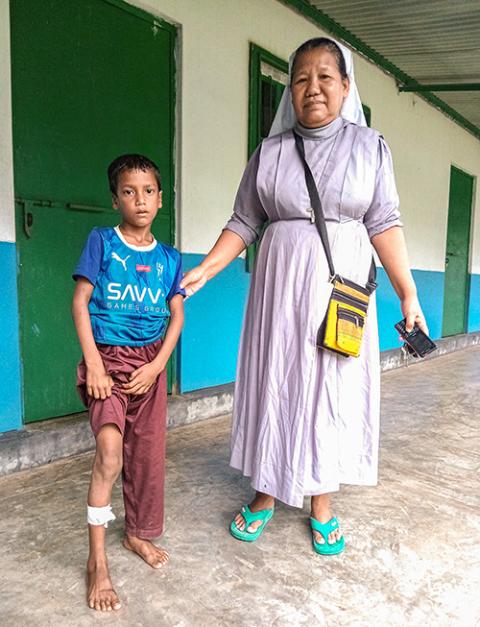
[107,154,162,195]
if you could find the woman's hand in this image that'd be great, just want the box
[179,230,247,297]
[86,364,114,400]
[122,362,161,396]
[401,294,429,335]
[371,228,429,336]
[180,266,208,297]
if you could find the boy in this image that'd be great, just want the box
[72,154,185,612]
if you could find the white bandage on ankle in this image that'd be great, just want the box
[87,504,116,528]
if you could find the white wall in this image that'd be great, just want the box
[0,0,15,243]
[354,56,480,273]
[131,0,480,274]
[2,0,480,272]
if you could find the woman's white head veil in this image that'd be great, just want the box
[269,37,366,136]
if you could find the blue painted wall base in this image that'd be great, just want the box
[376,268,445,349]
[0,242,22,432]
[468,274,480,333]
[179,254,250,392]
[179,254,479,392]
[1,245,478,432]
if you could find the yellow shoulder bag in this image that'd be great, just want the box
[293,131,377,358]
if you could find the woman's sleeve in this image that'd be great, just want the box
[223,145,269,247]
[363,136,403,239]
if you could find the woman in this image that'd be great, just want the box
[181,37,427,555]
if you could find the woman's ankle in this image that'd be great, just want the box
[311,494,332,519]
[252,492,275,509]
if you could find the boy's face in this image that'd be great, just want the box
[112,168,162,228]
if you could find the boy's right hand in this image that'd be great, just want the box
[86,364,114,400]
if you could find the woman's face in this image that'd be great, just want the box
[291,48,350,128]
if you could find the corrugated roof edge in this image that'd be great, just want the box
[279,0,480,140]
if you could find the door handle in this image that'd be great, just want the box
[16,199,34,238]
[67,203,109,212]
[24,210,33,238]
[445,251,456,265]
[16,196,112,239]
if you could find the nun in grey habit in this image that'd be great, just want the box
[181,36,427,554]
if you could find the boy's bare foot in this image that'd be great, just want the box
[86,558,121,612]
[123,535,170,569]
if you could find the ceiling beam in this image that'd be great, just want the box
[400,83,480,92]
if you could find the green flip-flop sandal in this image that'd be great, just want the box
[310,516,345,555]
[230,504,274,542]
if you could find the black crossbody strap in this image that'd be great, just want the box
[293,131,336,279]
[293,130,377,293]
[366,258,377,293]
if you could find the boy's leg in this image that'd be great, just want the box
[122,368,169,568]
[86,394,126,611]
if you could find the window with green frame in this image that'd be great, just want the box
[362,103,371,127]
[246,44,288,272]
[245,48,370,270]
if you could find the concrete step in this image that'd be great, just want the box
[0,383,234,476]
[0,332,478,476]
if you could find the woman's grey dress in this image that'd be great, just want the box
[225,116,402,508]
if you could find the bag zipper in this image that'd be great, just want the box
[337,307,365,327]
[332,291,368,312]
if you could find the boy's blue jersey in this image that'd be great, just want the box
[73,226,185,347]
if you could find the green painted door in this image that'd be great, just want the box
[442,166,474,337]
[10,0,176,423]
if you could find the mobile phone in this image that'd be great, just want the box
[394,319,437,358]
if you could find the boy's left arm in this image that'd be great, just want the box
[122,294,184,396]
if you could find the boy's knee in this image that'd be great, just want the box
[93,425,123,481]
[94,450,122,481]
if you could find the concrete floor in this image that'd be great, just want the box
[1,348,479,627]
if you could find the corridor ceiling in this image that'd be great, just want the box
[282,0,480,138]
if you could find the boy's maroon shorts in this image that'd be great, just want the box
[77,340,167,539]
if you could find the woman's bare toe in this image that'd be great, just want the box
[233,512,263,533]
[315,532,325,544]
[233,495,274,534]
